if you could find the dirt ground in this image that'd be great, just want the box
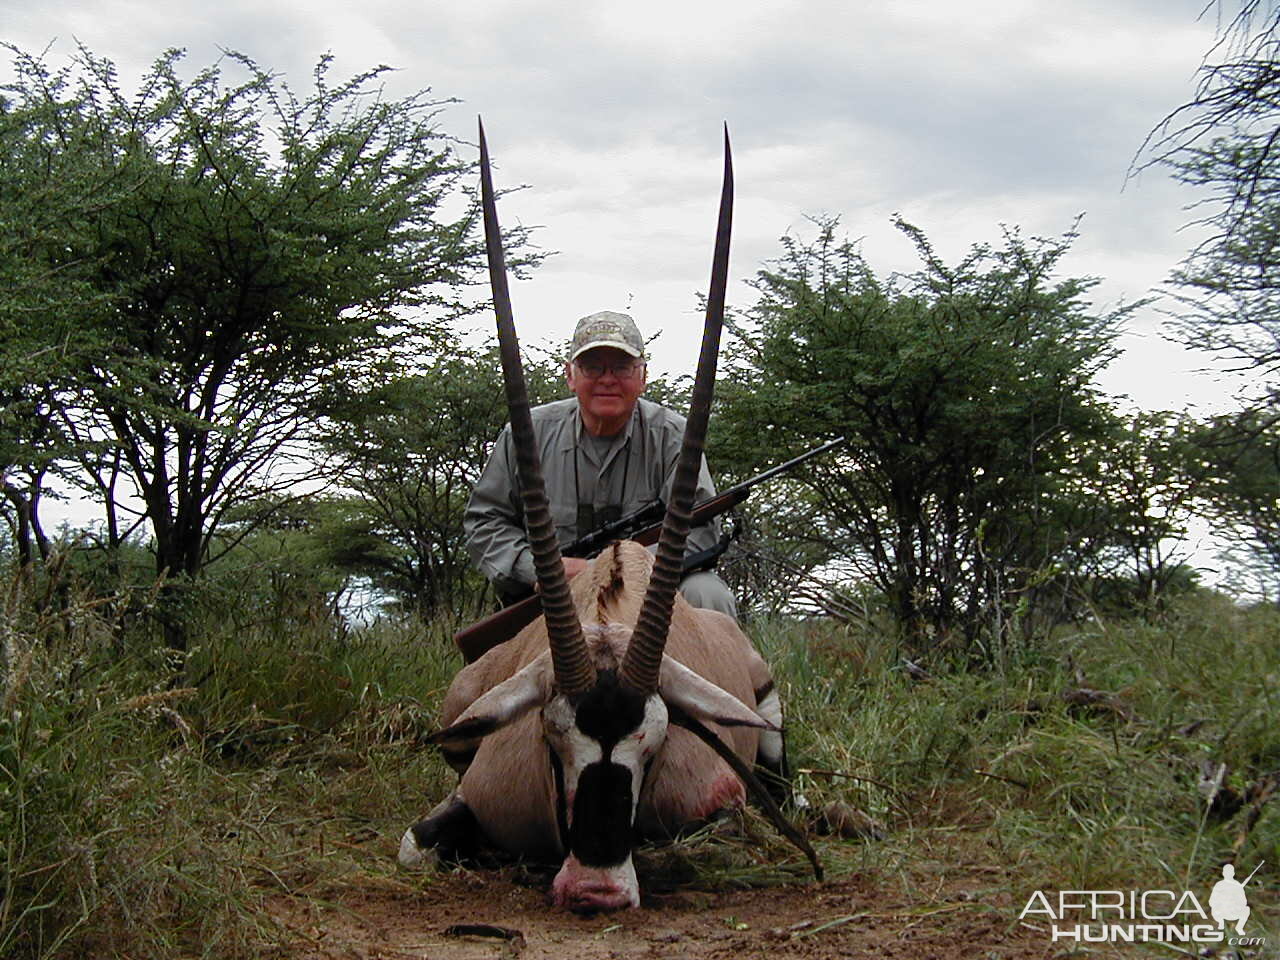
[270,865,1057,960]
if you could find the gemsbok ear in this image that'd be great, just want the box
[428,652,554,746]
[658,656,779,732]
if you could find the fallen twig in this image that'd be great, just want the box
[443,923,526,949]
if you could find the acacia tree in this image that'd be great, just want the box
[0,55,128,565]
[1064,411,1206,612]
[2,45,489,643]
[317,345,565,619]
[1189,411,1280,598]
[1143,1,1280,411]
[1138,2,1280,592]
[716,217,1130,653]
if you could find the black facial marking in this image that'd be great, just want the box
[574,670,646,751]
[569,761,635,867]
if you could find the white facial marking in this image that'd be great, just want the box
[541,692,669,833]
[610,697,668,826]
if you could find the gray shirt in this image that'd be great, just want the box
[464,397,722,595]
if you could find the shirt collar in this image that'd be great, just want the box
[565,400,640,454]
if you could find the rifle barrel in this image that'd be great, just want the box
[717,437,845,499]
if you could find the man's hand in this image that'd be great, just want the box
[532,557,589,593]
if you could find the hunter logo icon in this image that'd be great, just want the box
[1019,859,1267,947]
[1210,862,1260,935]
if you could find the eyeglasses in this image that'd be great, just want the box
[574,358,645,380]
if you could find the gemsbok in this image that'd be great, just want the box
[398,122,818,911]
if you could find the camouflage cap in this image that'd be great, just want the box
[568,311,644,362]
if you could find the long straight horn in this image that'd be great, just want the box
[478,119,595,698]
[620,126,733,695]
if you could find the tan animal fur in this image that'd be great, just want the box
[440,540,772,859]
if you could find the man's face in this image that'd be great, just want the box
[566,346,647,436]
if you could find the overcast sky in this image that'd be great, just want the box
[2,0,1248,414]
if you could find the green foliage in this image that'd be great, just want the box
[1188,410,1280,596]
[1062,410,1207,614]
[0,556,456,959]
[0,44,490,646]
[765,590,1280,894]
[1140,3,1280,598]
[717,216,1133,652]
[1144,2,1280,411]
[0,45,125,565]
[317,344,566,619]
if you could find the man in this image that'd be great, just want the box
[465,310,738,619]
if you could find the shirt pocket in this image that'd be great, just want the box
[550,494,578,545]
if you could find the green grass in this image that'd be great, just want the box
[0,569,461,959]
[1,567,1276,958]
[747,594,1279,932]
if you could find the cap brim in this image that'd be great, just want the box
[570,339,643,362]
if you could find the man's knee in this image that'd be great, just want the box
[678,571,738,620]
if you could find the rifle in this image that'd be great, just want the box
[454,436,845,663]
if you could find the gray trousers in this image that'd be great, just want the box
[679,570,739,620]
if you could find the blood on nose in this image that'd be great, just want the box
[551,855,640,911]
